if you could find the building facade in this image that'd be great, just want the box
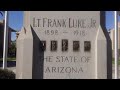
[0,20,16,58]
[109,23,120,58]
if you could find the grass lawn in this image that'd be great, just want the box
[112,58,120,65]
[0,57,16,61]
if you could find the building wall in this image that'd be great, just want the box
[0,21,12,58]
[0,23,4,58]
[109,24,120,58]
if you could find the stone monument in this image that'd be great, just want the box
[16,11,112,79]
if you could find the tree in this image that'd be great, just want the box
[8,41,16,57]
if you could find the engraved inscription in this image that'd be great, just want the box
[42,41,46,51]
[84,41,91,52]
[33,18,97,29]
[73,41,79,51]
[39,41,46,52]
[62,39,68,52]
[51,41,57,51]
[31,12,99,79]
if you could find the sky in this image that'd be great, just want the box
[0,11,120,41]
[0,11,23,41]
[106,11,120,31]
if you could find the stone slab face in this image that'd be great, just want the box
[16,11,112,79]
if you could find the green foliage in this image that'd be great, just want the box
[112,58,120,65]
[8,41,16,57]
[0,58,16,61]
[0,69,15,79]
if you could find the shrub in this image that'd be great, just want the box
[0,69,15,79]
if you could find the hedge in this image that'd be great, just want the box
[0,69,15,79]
